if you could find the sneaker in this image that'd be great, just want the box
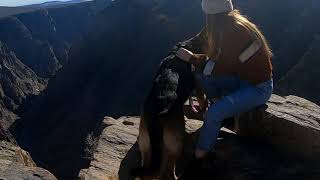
[179,152,217,180]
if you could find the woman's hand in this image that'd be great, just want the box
[197,93,208,112]
[191,54,209,69]
[195,81,209,118]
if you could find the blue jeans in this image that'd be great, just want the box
[195,74,273,151]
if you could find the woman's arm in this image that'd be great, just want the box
[195,82,208,112]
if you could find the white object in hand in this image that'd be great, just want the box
[176,48,194,62]
[203,60,215,76]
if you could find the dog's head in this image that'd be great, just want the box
[144,55,195,115]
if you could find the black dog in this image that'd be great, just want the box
[131,53,195,180]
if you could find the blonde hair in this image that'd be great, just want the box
[206,9,272,58]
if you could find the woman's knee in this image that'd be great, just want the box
[256,79,273,103]
[204,96,236,122]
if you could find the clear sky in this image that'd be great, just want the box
[0,0,71,7]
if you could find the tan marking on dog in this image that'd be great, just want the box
[137,113,185,180]
[138,115,151,167]
[161,116,185,180]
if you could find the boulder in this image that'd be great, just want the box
[0,140,57,180]
[79,112,320,180]
[0,124,16,144]
[0,124,57,179]
[185,94,320,161]
[78,117,140,180]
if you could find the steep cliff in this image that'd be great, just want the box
[0,0,111,128]
[12,0,204,178]
[9,0,320,179]
[0,41,45,129]
[0,0,110,77]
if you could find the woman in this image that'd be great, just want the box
[177,0,273,161]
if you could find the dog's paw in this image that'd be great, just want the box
[130,167,157,180]
[129,167,145,177]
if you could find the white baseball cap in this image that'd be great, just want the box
[201,0,234,14]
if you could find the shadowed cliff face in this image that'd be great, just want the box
[0,0,109,78]
[277,36,320,104]
[0,16,61,78]
[0,0,111,129]
[10,0,320,179]
[0,42,45,129]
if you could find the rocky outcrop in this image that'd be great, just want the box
[79,106,320,180]
[78,117,203,180]
[238,94,320,161]
[78,117,140,180]
[0,124,16,144]
[0,124,56,179]
[0,140,57,180]
[0,122,57,179]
